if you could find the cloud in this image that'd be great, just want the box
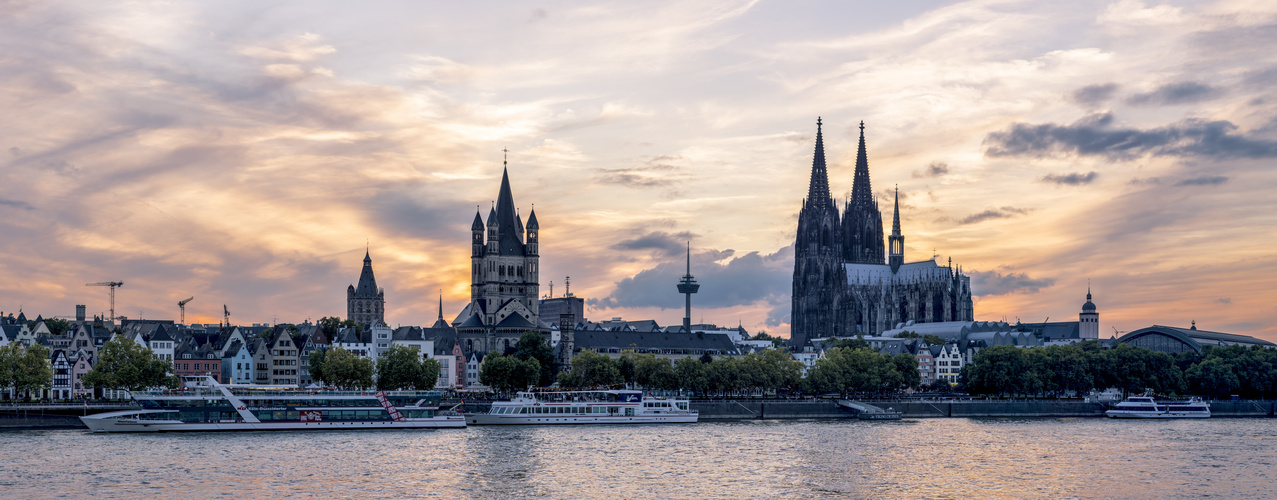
[595,156,689,188]
[610,231,698,257]
[1068,83,1119,107]
[913,161,949,178]
[968,269,1055,296]
[1126,81,1221,106]
[954,206,1029,225]
[1040,171,1097,185]
[1175,176,1228,186]
[0,198,35,211]
[983,113,1277,160]
[1216,297,1231,304]
[591,244,793,311]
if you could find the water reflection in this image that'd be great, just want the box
[1,418,1273,499]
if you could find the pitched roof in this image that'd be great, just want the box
[574,330,738,354]
[352,250,380,298]
[495,313,535,330]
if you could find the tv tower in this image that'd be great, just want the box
[676,242,699,333]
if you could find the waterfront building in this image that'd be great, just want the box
[1116,323,1277,354]
[791,119,974,347]
[333,328,372,358]
[50,349,71,400]
[914,347,934,387]
[221,340,253,384]
[347,249,386,328]
[71,350,93,397]
[454,160,545,355]
[175,339,222,383]
[572,330,738,361]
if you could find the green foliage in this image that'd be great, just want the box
[751,331,785,348]
[512,331,557,386]
[312,346,373,389]
[616,352,638,384]
[480,352,541,394]
[557,350,623,388]
[895,331,921,339]
[923,335,947,346]
[318,316,361,337]
[833,336,870,350]
[41,318,72,336]
[967,342,1189,398]
[802,346,917,397]
[0,343,54,398]
[635,353,679,391]
[376,345,441,390]
[82,337,176,392]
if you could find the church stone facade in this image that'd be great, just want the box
[452,163,544,354]
[791,119,973,348]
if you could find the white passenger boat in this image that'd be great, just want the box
[1104,395,1211,419]
[466,389,698,425]
[81,376,466,432]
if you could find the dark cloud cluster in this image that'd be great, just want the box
[984,113,1277,160]
[1175,176,1228,186]
[0,198,35,211]
[913,161,949,178]
[1040,171,1097,185]
[595,156,687,188]
[947,206,1029,225]
[967,269,1055,296]
[1068,83,1119,107]
[610,231,698,257]
[1126,81,1221,106]
[590,245,793,313]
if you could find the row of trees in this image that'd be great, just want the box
[0,343,53,398]
[965,342,1277,399]
[308,345,442,391]
[805,347,922,396]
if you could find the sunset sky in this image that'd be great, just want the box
[2,0,1275,342]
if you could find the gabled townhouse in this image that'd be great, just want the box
[221,340,253,384]
[249,337,270,385]
[49,349,72,400]
[210,326,246,358]
[333,328,372,358]
[465,351,486,389]
[148,324,177,364]
[915,346,935,387]
[71,349,94,397]
[264,327,300,386]
[369,322,393,359]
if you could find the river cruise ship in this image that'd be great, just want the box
[81,376,466,432]
[1105,395,1211,419]
[466,389,698,425]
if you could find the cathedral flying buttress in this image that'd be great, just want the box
[791,119,973,348]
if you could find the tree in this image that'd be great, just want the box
[0,344,53,399]
[512,331,557,386]
[558,350,622,388]
[420,358,442,390]
[318,316,358,337]
[923,335,946,346]
[480,352,541,394]
[376,345,427,390]
[308,347,328,385]
[833,336,870,350]
[892,353,922,391]
[635,353,679,391]
[616,351,638,385]
[43,318,72,336]
[83,337,175,393]
[675,357,710,395]
[317,346,374,389]
[895,331,921,339]
[751,331,785,348]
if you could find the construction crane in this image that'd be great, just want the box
[85,282,124,321]
[178,297,194,324]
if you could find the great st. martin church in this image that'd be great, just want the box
[791,119,973,347]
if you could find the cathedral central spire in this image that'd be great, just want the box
[850,120,874,207]
[806,117,834,210]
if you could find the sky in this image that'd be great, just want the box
[2,0,1275,342]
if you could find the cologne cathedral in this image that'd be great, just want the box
[791,119,973,348]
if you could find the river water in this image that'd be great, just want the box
[3,418,1274,499]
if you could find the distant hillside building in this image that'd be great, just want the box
[791,119,973,347]
[453,161,544,354]
[347,249,385,327]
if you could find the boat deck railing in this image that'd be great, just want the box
[135,389,442,398]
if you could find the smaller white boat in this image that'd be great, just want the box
[1105,395,1211,419]
[466,389,698,425]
